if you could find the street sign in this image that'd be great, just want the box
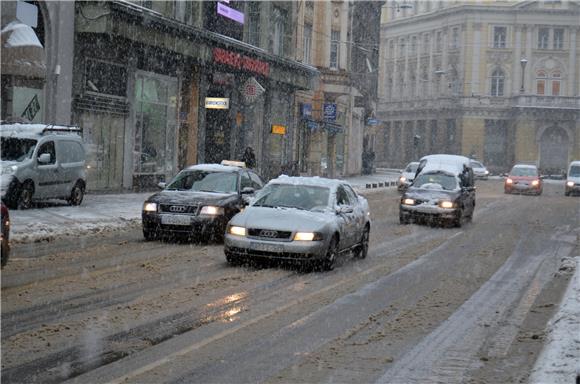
[241,77,265,104]
[21,94,41,121]
[323,103,337,121]
[205,97,229,109]
[367,118,379,126]
[301,103,312,118]
[271,125,286,135]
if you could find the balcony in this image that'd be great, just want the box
[513,95,580,110]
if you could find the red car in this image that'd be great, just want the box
[1,202,9,267]
[504,164,543,195]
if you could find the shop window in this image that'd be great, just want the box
[303,23,312,64]
[85,59,127,98]
[490,68,505,96]
[330,30,340,69]
[538,28,549,49]
[493,26,507,48]
[553,28,564,49]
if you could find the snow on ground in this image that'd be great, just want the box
[8,172,400,244]
[529,256,580,384]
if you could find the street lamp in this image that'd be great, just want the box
[520,58,528,93]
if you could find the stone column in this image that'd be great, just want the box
[428,32,434,97]
[470,22,482,95]
[442,28,449,96]
[513,25,523,94]
[525,25,533,93]
[569,27,577,96]
[393,37,399,101]
[415,37,421,97]
[404,36,410,99]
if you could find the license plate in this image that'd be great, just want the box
[250,242,284,253]
[161,214,191,226]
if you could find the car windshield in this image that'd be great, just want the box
[413,172,458,191]
[1,137,37,162]
[253,184,330,211]
[569,165,580,177]
[405,163,418,173]
[166,170,238,193]
[471,161,483,168]
[511,167,537,176]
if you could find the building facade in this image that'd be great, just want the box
[377,0,580,174]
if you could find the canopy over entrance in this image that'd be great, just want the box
[1,21,46,78]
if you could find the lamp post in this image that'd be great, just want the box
[520,58,528,93]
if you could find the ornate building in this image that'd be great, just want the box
[377,0,580,174]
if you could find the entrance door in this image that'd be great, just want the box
[205,108,231,164]
[540,126,568,174]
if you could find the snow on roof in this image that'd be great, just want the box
[0,123,80,139]
[418,154,470,176]
[512,164,537,169]
[268,175,348,189]
[184,163,240,173]
[2,21,43,48]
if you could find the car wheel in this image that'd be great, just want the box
[18,181,34,210]
[354,226,370,259]
[454,209,463,228]
[1,238,8,268]
[399,213,411,225]
[69,182,84,206]
[225,252,241,266]
[321,236,338,271]
[143,228,158,241]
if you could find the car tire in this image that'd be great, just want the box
[399,213,411,225]
[453,209,463,228]
[18,181,34,210]
[143,228,158,241]
[565,191,571,196]
[69,182,84,206]
[1,239,8,268]
[321,236,338,271]
[354,226,370,259]
[225,252,241,266]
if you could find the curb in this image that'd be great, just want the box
[365,181,398,189]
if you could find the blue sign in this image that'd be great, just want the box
[301,103,312,118]
[323,103,337,121]
[367,118,379,126]
[306,120,319,131]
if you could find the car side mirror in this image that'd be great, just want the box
[38,153,51,164]
[336,205,354,214]
[158,182,166,189]
[241,187,255,195]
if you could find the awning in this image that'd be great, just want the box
[1,21,46,78]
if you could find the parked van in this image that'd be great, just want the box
[0,123,87,209]
[565,160,580,196]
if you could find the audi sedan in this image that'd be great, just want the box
[142,163,264,241]
[504,164,543,195]
[224,176,371,271]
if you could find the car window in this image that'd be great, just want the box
[511,167,538,176]
[568,165,580,177]
[413,173,458,191]
[344,185,358,205]
[471,161,483,168]
[1,137,37,162]
[37,141,56,165]
[59,141,85,163]
[336,186,352,206]
[249,172,264,190]
[166,170,238,193]
[240,171,252,190]
[405,163,418,173]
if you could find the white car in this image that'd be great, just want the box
[565,160,580,196]
[224,176,371,271]
[470,160,490,180]
[397,162,419,192]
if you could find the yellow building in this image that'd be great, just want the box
[377,0,580,174]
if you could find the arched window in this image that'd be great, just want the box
[490,68,505,96]
[536,70,547,95]
[552,71,561,96]
[536,69,563,96]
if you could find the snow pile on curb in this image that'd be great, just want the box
[529,256,580,384]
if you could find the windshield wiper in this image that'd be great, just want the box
[277,205,307,211]
[253,203,275,208]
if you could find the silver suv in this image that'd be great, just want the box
[1,123,87,209]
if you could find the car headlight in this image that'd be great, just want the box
[402,198,415,205]
[531,180,540,186]
[439,201,454,209]
[229,226,246,236]
[200,206,224,215]
[506,178,513,184]
[294,232,323,241]
[1,165,17,175]
[567,181,574,187]
[399,176,407,183]
[484,170,489,175]
[143,202,157,212]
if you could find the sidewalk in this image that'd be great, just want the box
[9,171,400,244]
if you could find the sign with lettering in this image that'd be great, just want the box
[213,48,270,77]
[323,103,337,121]
[271,125,286,135]
[242,77,265,104]
[21,94,41,121]
[217,2,244,24]
[205,97,230,109]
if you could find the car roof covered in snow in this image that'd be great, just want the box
[184,163,242,173]
[512,164,538,170]
[267,175,350,190]
[0,123,81,139]
[418,154,471,175]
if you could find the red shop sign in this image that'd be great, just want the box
[213,47,270,77]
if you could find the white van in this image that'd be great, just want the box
[0,123,87,209]
[565,160,580,196]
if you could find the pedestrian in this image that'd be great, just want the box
[242,146,256,168]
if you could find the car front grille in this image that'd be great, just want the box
[159,204,199,214]
[248,228,293,240]
[227,247,311,259]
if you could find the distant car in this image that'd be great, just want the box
[400,155,476,227]
[1,202,9,267]
[565,161,580,196]
[397,162,419,192]
[224,176,371,271]
[141,162,264,241]
[470,160,489,180]
[504,164,543,195]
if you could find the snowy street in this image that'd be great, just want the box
[1,178,578,384]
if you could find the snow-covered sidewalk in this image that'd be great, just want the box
[8,172,399,244]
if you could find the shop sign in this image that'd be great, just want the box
[301,103,312,118]
[217,2,244,24]
[205,97,230,110]
[323,103,337,121]
[242,77,265,104]
[366,118,378,126]
[271,125,286,135]
[306,120,318,131]
[21,94,41,121]
[213,48,270,77]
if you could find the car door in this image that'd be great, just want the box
[35,140,59,198]
[344,185,365,242]
[335,186,356,248]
